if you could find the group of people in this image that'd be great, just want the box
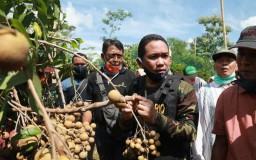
[57,25,256,160]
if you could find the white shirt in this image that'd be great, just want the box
[193,77,207,92]
[192,81,231,160]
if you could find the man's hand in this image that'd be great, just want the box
[133,95,158,124]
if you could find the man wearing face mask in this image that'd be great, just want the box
[56,53,89,107]
[82,39,136,160]
[114,34,198,159]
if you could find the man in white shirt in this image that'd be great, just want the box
[193,48,237,160]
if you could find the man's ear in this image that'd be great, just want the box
[136,57,143,68]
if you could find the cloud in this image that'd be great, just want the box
[64,2,93,29]
[240,16,256,28]
[186,38,194,44]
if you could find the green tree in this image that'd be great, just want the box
[102,9,132,40]
[124,44,138,72]
[167,37,189,55]
[195,14,233,59]
[167,37,214,81]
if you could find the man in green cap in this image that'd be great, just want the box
[184,65,207,92]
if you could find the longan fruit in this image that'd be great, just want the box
[85,145,91,151]
[138,155,145,160]
[16,152,24,160]
[0,28,30,71]
[66,104,72,109]
[151,150,157,155]
[79,133,89,141]
[79,151,88,159]
[108,90,122,103]
[75,122,83,129]
[82,122,89,128]
[148,138,154,145]
[139,147,145,153]
[74,138,81,144]
[156,151,161,157]
[74,144,82,154]
[155,140,161,147]
[150,130,156,137]
[153,133,160,140]
[136,138,142,144]
[64,120,73,128]
[82,140,89,146]
[90,123,96,129]
[88,137,95,143]
[125,139,131,145]
[90,131,95,137]
[135,143,141,149]
[149,144,156,151]
[67,115,76,122]
[1,131,10,140]
[84,125,92,132]
[130,141,135,148]
[76,100,84,107]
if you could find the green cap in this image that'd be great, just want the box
[184,66,197,75]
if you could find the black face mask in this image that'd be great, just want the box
[143,66,169,82]
[74,66,88,80]
[235,76,256,95]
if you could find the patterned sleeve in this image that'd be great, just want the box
[155,80,198,141]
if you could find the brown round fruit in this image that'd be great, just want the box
[90,123,96,129]
[79,133,89,141]
[79,151,88,159]
[108,90,123,103]
[0,28,30,71]
[67,115,76,122]
[75,122,83,129]
[64,120,73,128]
[1,131,10,140]
[88,137,95,143]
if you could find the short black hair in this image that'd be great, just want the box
[102,39,124,54]
[138,34,169,58]
[72,53,87,63]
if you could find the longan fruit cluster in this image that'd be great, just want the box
[123,130,161,160]
[50,101,96,159]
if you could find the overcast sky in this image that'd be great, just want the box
[60,0,256,54]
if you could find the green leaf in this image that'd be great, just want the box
[0,74,13,90]
[75,38,84,44]
[11,126,42,142]
[61,43,68,49]
[20,127,42,139]
[32,22,42,38]
[0,100,7,127]
[71,40,79,49]
[7,71,27,89]
[28,70,43,116]
[38,8,48,24]
[9,18,33,46]
[0,9,6,18]
[53,3,60,20]
[22,141,38,153]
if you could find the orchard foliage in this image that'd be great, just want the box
[0,0,84,119]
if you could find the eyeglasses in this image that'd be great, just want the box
[105,53,123,59]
